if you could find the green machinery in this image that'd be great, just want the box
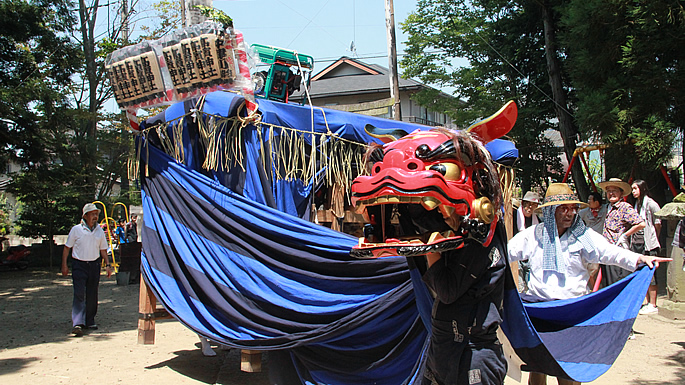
[250,44,314,103]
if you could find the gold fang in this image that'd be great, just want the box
[421,196,440,210]
[439,205,456,219]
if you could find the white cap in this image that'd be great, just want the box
[82,203,101,217]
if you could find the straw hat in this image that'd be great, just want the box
[597,178,631,196]
[82,203,101,217]
[522,191,541,204]
[536,183,589,210]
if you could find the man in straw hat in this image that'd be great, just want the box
[508,183,669,385]
[61,203,113,337]
[597,178,646,288]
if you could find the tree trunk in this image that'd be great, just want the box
[79,0,100,190]
[541,2,589,200]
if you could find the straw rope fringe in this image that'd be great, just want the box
[498,164,516,219]
[133,104,370,196]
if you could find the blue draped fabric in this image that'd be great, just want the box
[501,264,654,382]
[137,90,647,384]
[140,143,427,384]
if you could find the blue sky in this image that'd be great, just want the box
[105,1,427,112]
[214,0,419,71]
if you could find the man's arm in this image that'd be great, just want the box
[622,204,645,238]
[61,246,71,277]
[617,204,646,247]
[589,230,669,270]
[506,226,531,263]
[101,248,112,278]
[623,221,646,238]
[637,254,671,269]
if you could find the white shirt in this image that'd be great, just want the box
[65,222,108,262]
[508,224,640,301]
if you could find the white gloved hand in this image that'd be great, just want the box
[618,234,630,249]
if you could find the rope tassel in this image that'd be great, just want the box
[134,103,368,202]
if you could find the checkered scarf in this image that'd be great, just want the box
[541,206,594,273]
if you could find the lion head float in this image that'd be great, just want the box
[350,101,517,259]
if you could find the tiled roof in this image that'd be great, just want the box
[298,57,426,99]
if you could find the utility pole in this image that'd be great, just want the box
[187,0,212,26]
[180,0,187,27]
[121,0,129,43]
[385,0,402,121]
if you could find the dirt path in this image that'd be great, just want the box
[0,269,683,384]
[505,312,685,384]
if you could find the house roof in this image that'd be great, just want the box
[302,56,426,99]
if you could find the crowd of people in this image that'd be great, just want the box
[508,181,668,385]
[102,214,138,247]
[517,178,666,316]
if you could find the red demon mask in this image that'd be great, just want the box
[350,101,517,258]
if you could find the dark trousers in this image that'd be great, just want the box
[600,264,632,288]
[422,319,507,385]
[71,258,101,327]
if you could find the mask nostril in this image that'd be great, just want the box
[407,162,418,170]
[374,165,381,174]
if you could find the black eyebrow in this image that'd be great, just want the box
[415,139,456,161]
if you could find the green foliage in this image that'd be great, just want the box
[0,194,10,235]
[404,0,684,191]
[560,0,684,173]
[629,116,676,166]
[0,0,82,168]
[0,0,138,238]
[139,0,182,40]
[194,5,233,29]
[585,158,603,186]
[96,111,137,200]
[8,165,86,240]
[402,0,563,192]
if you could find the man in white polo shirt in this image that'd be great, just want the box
[61,203,112,337]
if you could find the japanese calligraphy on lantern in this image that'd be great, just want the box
[105,22,238,110]
[106,50,166,109]
[162,34,235,96]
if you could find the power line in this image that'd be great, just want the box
[313,50,447,63]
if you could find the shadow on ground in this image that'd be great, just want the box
[146,346,272,385]
[0,357,39,376]
[627,340,685,385]
[146,348,226,384]
[0,269,141,351]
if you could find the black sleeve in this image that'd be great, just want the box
[422,228,507,305]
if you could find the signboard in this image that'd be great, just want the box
[105,22,237,110]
